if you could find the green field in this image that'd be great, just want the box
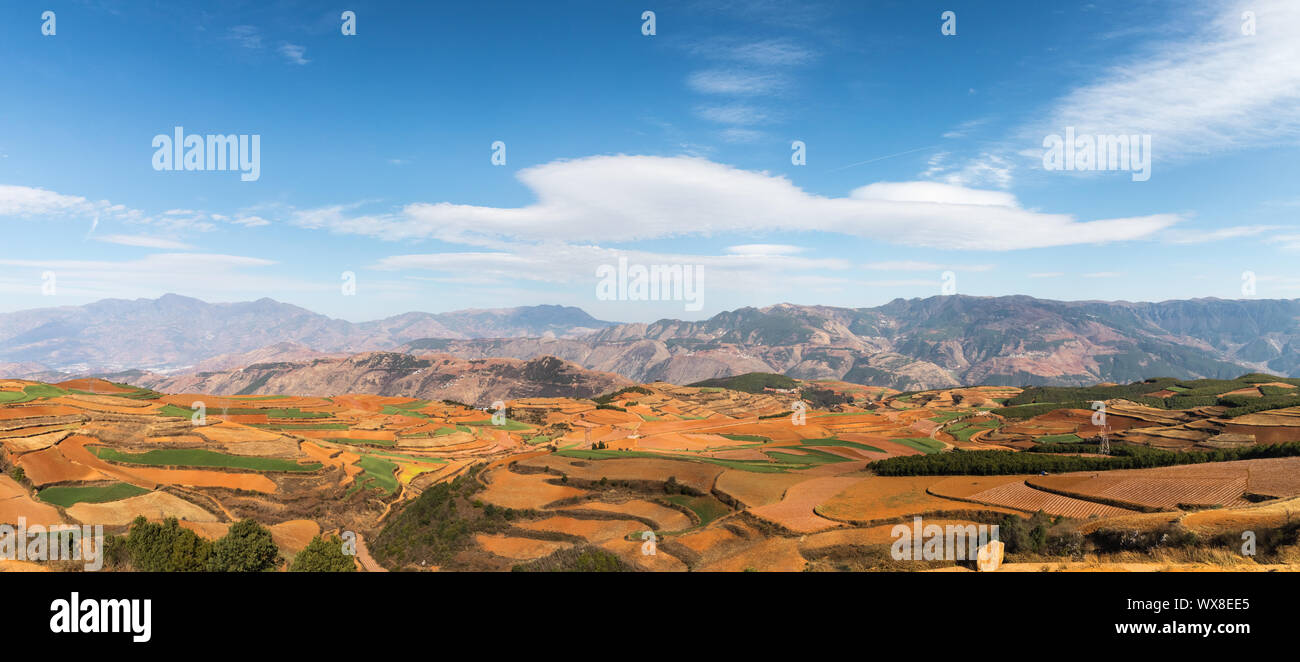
[800,437,885,453]
[929,411,967,423]
[92,447,322,472]
[36,482,150,507]
[249,423,349,430]
[352,455,400,495]
[892,437,945,454]
[556,448,795,473]
[324,437,397,447]
[763,447,849,465]
[380,404,431,419]
[663,494,731,527]
[1036,433,1084,444]
[0,384,69,404]
[461,418,531,431]
[720,433,770,442]
[945,419,1001,442]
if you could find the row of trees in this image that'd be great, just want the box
[870,441,1300,476]
[104,516,355,572]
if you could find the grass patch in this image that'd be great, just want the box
[929,411,966,423]
[945,419,1001,442]
[720,433,770,442]
[249,423,349,430]
[92,447,322,472]
[324,437,397,447]
[460,418,531,431]
[891,437,945,454]
[800,437,885,453]
[37,482,149,507]
[0,384,69,404]
[763,447,850,465]
[664,494,731,527]
[354,456,399,495]
[555,448,794,473]
[1036,433,1084,444]
[380,405,431,419]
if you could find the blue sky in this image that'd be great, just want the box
[1,0,1297,322]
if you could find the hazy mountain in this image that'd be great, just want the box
[0,294,616,373]
[3,294,1297,391]
[134,352,632,407]
[404,296,1300,390]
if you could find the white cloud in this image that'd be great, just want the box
[0,185,107,218]
[687,70,784,95]
[0,253,301,299]
[863,261,994,272]
[94,234,195,250]
[1163,225,1281,244]
[696,104,772,125]
[1029,272,1065,278]
[687,37,816,66]
[228,25,262,50]
[292,154,1178,251]
[718,128,765,143]
[724,244,805,256]
[278,43,310,65]
[1029,0,1300,161]
[371,244,850,293]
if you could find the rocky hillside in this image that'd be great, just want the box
[404,297,1300,390]
[132,352,632,407]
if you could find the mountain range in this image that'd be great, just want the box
[1,293,1296,391]
[0,294,612,374]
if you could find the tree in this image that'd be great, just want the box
[124,516,211,572]
[289,535,357,572]
[207,519,282,572]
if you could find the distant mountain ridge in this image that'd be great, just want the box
[1,293,1297,391]
[132,352,632,407]
[402,296,1300,390]
[0,294,615,374]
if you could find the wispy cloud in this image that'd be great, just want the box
[863,261,995,272]
[1163,225,1281,244]
[687,70,785,96]
[696,104,772,125]
[687,37,817,66]
[94,234,195,250]
[278,43,310,65]
[1028,0,1300,162]
[228,25,262,50]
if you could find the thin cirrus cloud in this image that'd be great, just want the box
[1024,0,1300,162]
[930,0,1300,188]
[0,253,296,298]
[278,43,310,65]
[94,234,195,250]
[686,37,817,66]
[695,104,772,125]
[687,70,785,95]
[863,261,995,273]
[1162,225,1281,244]
[292,155,1178,251]
[371,244,850,290]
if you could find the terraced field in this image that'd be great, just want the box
[4,373,1300,572]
